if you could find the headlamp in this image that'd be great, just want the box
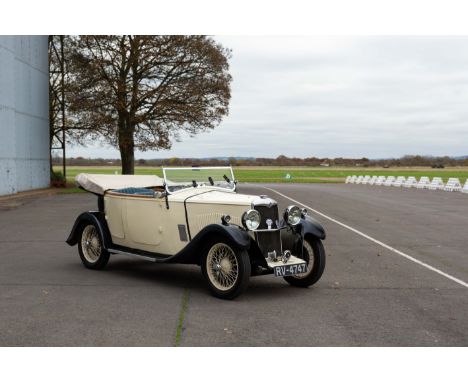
[242,209,261,230]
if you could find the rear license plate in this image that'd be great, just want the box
[273,262,308,277]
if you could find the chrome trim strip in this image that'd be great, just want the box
[249,226,286,233]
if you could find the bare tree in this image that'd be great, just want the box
[67,35,232,174]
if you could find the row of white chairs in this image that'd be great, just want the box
[345,175,468,193]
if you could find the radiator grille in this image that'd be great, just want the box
[254,205,280,229]
[254,204,282,257]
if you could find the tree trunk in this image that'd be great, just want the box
[118,123,135,174]
[119,140,135,174]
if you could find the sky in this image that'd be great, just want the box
[67,36,468,159]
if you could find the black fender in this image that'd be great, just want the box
[167,224,250,264]
[281,215,325,255]
[188,223,250,250]
[300,215,326,240]
[66,211,113,250]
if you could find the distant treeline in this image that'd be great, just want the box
[52,155,468,167]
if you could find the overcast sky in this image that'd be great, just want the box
[67,36,468,159]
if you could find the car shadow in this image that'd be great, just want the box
[106,258,206,292]
[102,257,317,301]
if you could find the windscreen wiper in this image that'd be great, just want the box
[223,174,231,184]
[208,176,214,186]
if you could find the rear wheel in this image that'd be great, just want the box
[284,237,325,287]
[201,237,251,299]
[78,223,110,270]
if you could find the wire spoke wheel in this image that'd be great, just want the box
[292,239,314,279]
[80,225,102,263]
[283,237,325,288]
[206,243,239,291]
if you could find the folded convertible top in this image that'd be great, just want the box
[75,173,165,195]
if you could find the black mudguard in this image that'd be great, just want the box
[300,215,326,240]
[168,224,250,264]
[281,215,326,254]
[66,211,113,249]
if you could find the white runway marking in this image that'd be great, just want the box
[265,187,468,289]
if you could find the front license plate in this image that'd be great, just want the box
[273,262,308,277]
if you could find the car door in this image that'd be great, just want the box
[124,197,166,247]
[104,194,126,239]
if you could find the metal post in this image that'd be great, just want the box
[60,35,66,180]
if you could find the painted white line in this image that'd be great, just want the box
[265,187,468,289]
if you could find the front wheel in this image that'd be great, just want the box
[284,237,326,288]
[201,237,251,300]
[78,223,110,270]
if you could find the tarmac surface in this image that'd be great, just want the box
[0,183,467,346]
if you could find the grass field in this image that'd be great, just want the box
[56,166,468,185]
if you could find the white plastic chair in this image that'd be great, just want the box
[428,177,445,190]
[444,178,462,192]
[461,179,468,194]
[368,176,379,185]
[392,176,406,187]
[416,176,431,189]
[383,176,396,186]
[403,176,417,188]
[375,176,386,186]
[361,175,372,185]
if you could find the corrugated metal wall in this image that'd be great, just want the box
[0,36,49,196]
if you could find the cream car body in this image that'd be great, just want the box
[66,167,327,299]
[105,187,260,255]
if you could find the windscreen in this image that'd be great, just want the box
[163,167,236,193]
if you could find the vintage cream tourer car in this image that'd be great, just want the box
[67,167,326,299]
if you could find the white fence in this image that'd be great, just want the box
[345,174,468,195]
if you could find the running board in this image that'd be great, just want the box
[109,248,170,263]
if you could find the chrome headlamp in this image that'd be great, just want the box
[242,209,261,230]
[284,205,302,226]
